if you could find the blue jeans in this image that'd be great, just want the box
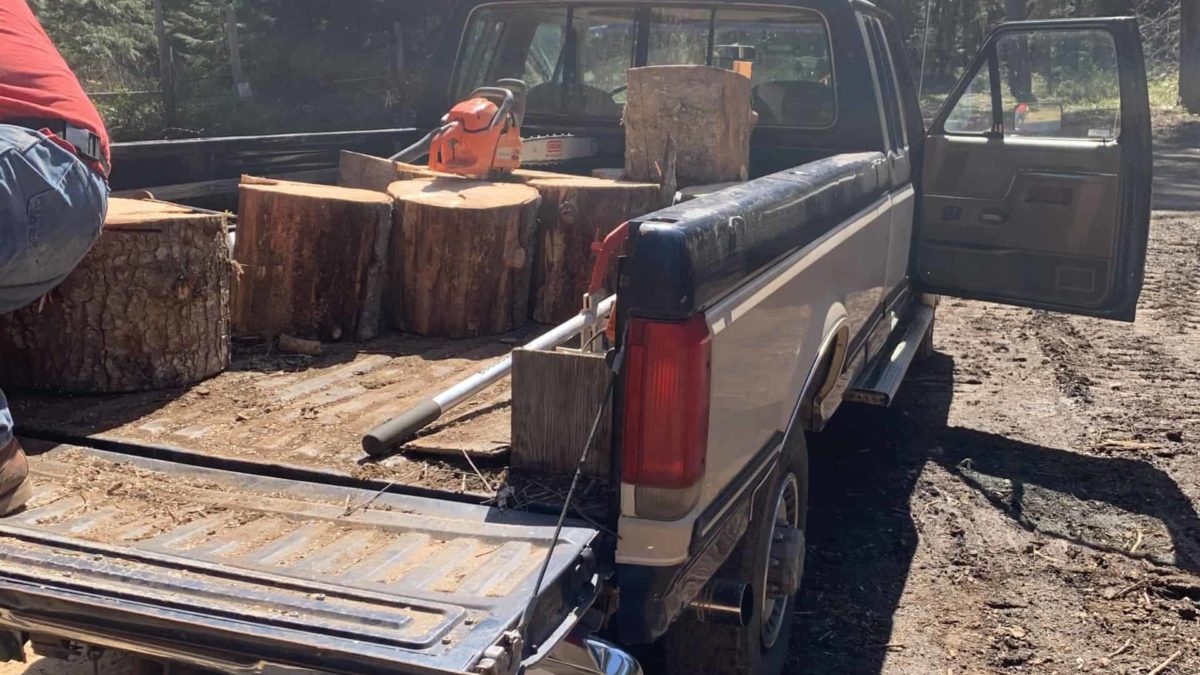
[0,124,108,447]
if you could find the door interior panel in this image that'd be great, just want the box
[915,19,1151,321]
[918,135,1122,308]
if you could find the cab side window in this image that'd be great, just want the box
[862,16,906,153]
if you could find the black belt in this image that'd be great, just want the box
[1,117,108,175]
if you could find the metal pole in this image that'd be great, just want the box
[362,295,617,456]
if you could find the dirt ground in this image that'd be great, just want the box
[5,115,1199,674]
[790,119,1200,673]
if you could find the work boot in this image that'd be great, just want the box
[0,438,32,516]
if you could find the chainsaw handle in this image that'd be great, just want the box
[467,87,515,131]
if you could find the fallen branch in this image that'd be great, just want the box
[1147,650,1182,675]
[277,334,322,356]
[1105,578,1150,600]
[1106,639,1132,658]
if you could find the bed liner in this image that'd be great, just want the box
[8,328,542,495]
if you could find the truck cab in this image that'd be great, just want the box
[0,2,1151,675]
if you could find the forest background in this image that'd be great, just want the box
[31,0,1194,142]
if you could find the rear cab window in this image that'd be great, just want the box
[453,4,836,128]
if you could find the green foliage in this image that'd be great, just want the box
[29,0,157,88]
[25,0,1185,140]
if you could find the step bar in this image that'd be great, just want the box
[844,305,934,407]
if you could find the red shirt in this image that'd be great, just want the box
[0,0,110,169]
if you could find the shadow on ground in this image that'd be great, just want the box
[787,351,1200,674]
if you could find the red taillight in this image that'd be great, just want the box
[621,315,712,489]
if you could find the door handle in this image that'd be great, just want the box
[979,209,1008,224]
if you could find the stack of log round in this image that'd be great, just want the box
[525,175,660,323]
[233,178,394,342]
[386,178,541,338]
[0,198,231,393]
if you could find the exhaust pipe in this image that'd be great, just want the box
[688,579,753,626]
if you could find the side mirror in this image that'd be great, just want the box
[1012,101,1063,135]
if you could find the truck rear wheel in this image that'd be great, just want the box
[662,436,809,675]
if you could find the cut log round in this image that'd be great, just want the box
[233,178,393,341]
[0,198,231,394]
[624,65,754,188]
[386,178,541,338]
[525,176,660,324]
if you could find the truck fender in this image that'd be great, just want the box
[792,305,850,435]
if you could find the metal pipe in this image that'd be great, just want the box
[362,295,617,457]
[687,579,753,626]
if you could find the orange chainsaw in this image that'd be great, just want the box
[390,81,598,178]
[429,86,522,178]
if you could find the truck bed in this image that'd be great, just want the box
[9,328,543,495]
[0,441,599,674]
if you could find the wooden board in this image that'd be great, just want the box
[511,348,611,478]
[233,177,393,341]
[338,150,579,193]
[337,150,451,191]
[0,198,231,393]
[624,65,754,187]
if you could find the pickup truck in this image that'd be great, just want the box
[0,2,1152,674]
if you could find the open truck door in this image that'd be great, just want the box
[916,18,1152,321]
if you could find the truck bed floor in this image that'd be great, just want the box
[9,329,540,494]
[0,441,598,673]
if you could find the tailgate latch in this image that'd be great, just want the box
[473,630,523,675]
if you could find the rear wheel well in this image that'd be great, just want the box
[796,325,849,432]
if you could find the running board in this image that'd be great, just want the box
[844,305,934,407]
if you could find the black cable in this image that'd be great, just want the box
[518,343,626,652]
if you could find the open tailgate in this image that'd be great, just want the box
[0,442,600,674]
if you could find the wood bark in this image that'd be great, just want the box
[511,348,611,478]
[233,177,393,341]
[526,176,660,323]
[0,198,230,393]
[624,65,753,188]
[1184,0,1200,113]
[386,178,540,338]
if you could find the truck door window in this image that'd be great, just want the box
[646,7,835,128]
[998,30,1120,139]
[943,68,995,134]
[455,6,636,119]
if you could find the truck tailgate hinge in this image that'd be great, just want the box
[472,630,523,675]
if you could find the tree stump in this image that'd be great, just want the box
[386,178,540,338]
[234,177,393,341]
[526,176,660,323]
[624,65,754,188]
[0,198,231,393]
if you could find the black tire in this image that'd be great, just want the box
[662,434,809,675]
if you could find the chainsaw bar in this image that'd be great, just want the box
[520,135,599,166]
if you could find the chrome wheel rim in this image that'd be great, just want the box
[760,473,800,649]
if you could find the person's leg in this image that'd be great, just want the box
[0,388,31,515]
[0,123,108,514]
[0,124,107,313]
